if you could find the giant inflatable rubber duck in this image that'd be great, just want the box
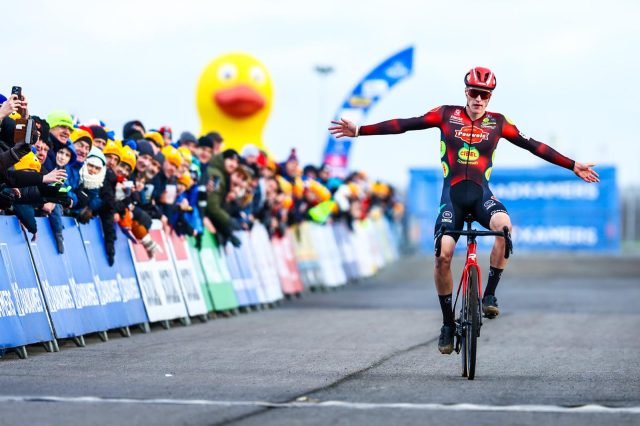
[196,52,273,153]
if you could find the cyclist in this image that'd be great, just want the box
[329,67,599,354]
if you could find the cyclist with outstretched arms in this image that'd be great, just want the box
[329,67,599,354]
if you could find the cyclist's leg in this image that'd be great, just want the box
[474,190,511,315]
[434,189,464,322]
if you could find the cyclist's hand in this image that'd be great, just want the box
[573,162,599,183]
[329,118,357,138]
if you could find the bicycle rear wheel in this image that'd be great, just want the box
[465,266,480,380]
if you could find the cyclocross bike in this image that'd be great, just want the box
[435,215,512,380]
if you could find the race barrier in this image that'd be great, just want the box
[1,213,401,357]
[291,223,324,289]
[79,219,149,335]
[271,232,304,296]
[195,231,238,311]
[407,166,620,253]
[248,224,284,304]
[166,230,209,320]
[0,216,55,358]
[129,221,189,326]
[32,216,109,346]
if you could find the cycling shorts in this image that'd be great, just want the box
[433,180,508,241]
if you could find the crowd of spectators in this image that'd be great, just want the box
[0,90,404,263]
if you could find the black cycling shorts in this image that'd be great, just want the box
[433,180,508,241]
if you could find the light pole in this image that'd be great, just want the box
[314,65,335,160]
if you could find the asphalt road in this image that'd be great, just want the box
[1,253,639,426]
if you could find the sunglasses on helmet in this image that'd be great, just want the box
[467,88,492,100]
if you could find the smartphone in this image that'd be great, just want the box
[11,86,22,100]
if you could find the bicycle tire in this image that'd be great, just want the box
[466,266,480,380]
[461,287,468,378]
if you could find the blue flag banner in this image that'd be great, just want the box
[323,46,414,176]
[0,216,53,350]
[79,219,148,329]
[408,166,620,252]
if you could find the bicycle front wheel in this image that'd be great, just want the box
[464,266,480,380]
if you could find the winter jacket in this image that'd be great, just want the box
[205,154,234,237]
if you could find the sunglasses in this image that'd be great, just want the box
[467,89,492,100]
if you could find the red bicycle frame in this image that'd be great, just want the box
[459,240,483,303]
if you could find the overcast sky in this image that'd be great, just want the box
[4,0,637,187]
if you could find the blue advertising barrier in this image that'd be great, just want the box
[408,166,620,252]
[79,219,148,330]
[0,216,54,352]
[30,217,98,339]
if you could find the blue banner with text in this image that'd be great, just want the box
[408,166,620,252]
[0,216,53,350]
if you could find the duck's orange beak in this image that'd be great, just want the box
[214,85,265,119]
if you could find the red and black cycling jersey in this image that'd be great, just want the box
[359,105,575,188]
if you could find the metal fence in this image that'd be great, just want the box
[621,187,640,242]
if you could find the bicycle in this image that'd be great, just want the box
[435,214,512,380]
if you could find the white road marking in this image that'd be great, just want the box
[0,396,638,414]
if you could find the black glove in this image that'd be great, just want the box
[194,233,203,250]
[11,141,31,160]
[106,244,115,266]
[229,234,242,248]
[43,193,72,209]
[0,187,15,209]
[76,189,89,209]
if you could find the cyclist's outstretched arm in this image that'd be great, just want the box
[501,115,599,183]
[329,106,444,138]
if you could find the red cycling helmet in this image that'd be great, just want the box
[464,67,497,90]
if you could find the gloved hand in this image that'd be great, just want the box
[43,192,72,209]
[11,141,31,160]
[229,234,241,248]
[106,242,116,266]
[77,207,93,224]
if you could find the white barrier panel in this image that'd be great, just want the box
[166,232,209,317]
[353,221,377,278]
[236,232,268,304]
[250,224,283,303]
[129,221,188,323]
[309,223,346,288]
[362,219,386,269]
[332,222,361,281]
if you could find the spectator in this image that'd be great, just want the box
[205,149,240,246]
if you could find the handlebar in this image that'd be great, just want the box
[434,225,513,259]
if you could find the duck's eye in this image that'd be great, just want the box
[250,66,266,85]
[218,64,237,81]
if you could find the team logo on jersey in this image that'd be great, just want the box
[458,143,479,164]
[481,116,497,128]
[440,141,446,158]
[455,125,488,144]
[485,167,492,181]
[441,161,449,177]
[449,108,464,124]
